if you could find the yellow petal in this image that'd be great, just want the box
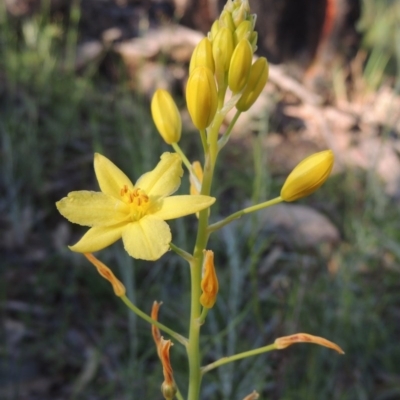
[56,191,129,227]
[152,195,215,220]
[122,217,172,260]
[274,333,345,354]
[69,224,125,253]
[135,153,183,198]
[94,153,134,198]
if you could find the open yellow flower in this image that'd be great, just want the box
[56,152,216,261]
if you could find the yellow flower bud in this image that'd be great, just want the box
[209,20,220,41]
[200,250,219,309]
[249,31,258,51]
[228,38,253,93]
[186,66,218,130]
[280,150,334,202]
[151,89,182,144]
[212,27,234,72]
[234,20,252,45]
[236,57,269,112]
[189,37,215,75]
[219,10,235,32]
[232,1,250,27]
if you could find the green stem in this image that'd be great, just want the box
[120,295,188,347]
[207,196,283,234]
[197,307,209,325]
[218,109,241,151]
[175,389,184,400]
[201,343,277,375]
[172,142,194,173]
[187,155,215,400]
[199,129,208,154]
[170,242,194,264]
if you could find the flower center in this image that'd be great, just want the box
[120,185,150,221]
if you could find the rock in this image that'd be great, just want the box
[257,203,340,251]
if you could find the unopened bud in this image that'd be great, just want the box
[236,57,269,112]
[228,39,253,93]
[151,89,181,144]
[249,31,258,51]
[189,37,215,74]
[186,66,218,130]
[232,1,250,27]
[280,150,334,202]
[200,250,219,309]
[219,10,235,32]
[212,27,234,72]
[209,20,220,41]
[234,20,252,45]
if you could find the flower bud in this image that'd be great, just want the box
[186,66,218,130]
[234,20,252,45]
[189,37,215,75]
[219,10,235,32]
[232,1,250,27]
[200,250,219,309]
[249,31,258,51]
[228,38,253,93]
[212,27,234,72]
[280,150,334,202]
[151,89,181,144]
[236,57,269,112]
[209,20,220,41]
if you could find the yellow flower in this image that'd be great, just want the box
[56,152,215,261]
[280,150,334,202]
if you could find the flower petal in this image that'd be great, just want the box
[135,153,183,198]
[122,217,171,260]
[152,195,215,220]
[69,224,125,253]
[94,153,134,198]
[56,191,129,227]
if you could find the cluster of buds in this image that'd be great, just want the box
[186,0,269,130]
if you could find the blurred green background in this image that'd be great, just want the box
[1,0,400,399]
